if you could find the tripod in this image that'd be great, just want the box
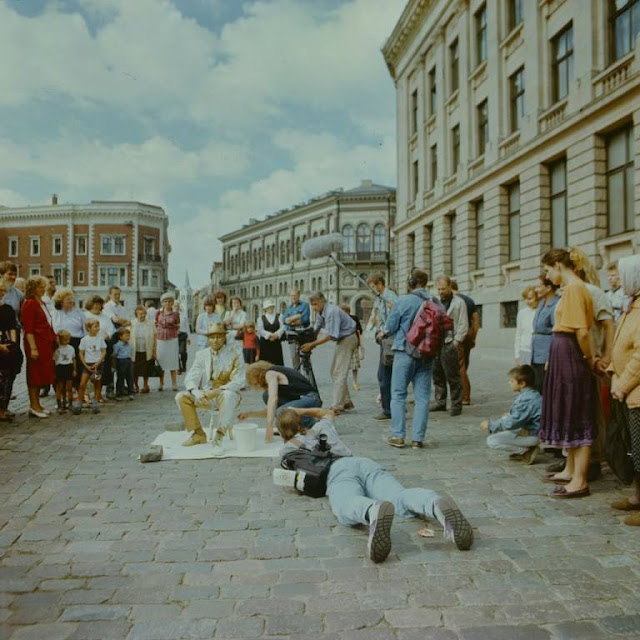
[296,347,318,391]
[288,328,318,391]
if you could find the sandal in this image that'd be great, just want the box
[551,486,590,499]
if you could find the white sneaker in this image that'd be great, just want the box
[272,468,297,487]
[366,501,394,563]
[210,442,225,457]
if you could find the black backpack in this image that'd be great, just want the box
[605,399,635,485]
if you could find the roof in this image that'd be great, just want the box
[343,181,395,196]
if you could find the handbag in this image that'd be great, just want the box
[148,359,164,378]
[235,330,244,341]
[605,399,635,485]
[380,336,394,367]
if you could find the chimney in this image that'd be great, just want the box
[52,194,58,205]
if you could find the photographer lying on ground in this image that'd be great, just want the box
[274,407,473,563]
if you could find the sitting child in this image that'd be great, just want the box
[480,365,542,464]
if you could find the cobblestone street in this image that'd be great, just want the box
[1,338,639,640]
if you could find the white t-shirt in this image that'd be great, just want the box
[80,335,107,364]
[54,344,75,366]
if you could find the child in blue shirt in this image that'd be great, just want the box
[112,327,134,400]
[481,365,542,464]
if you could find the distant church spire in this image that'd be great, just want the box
[183,270,191,289]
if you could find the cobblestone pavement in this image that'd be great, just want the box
[1,337,639,640]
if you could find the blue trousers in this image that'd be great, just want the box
[262,390,322,428]
[327,457,440,525]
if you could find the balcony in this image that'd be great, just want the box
[339,251,389,264]
[138,253,162,263]
[592,51,636,100]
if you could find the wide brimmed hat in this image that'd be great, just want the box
[262,298,276,310]
[206,322,227,336]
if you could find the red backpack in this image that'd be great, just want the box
[405,294,453,360]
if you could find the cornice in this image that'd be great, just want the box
[0,205,167,225]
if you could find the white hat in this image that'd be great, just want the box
[262,298,276,310]
[160,291,175,302]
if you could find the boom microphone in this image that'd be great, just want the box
[301,233,344,260]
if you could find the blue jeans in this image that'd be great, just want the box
[262,390,322,428]
[327,457,440,525]
[390,349,433,442]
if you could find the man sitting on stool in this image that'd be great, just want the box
[175,322,245,454]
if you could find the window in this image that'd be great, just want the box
[501,301,519,328]
[426,224,434,279]
[8,237,18,258]
[151,271,159,287]
[412,160,420,199]
[141,269,149,286]
[477,99,489,155]
[510,67,525,133]
[30,236,40,257]
[373,224,386,252]
[410,89,418,135]
[99,266,127,287]
[476,4,487,65]
[52,235,63,256]
[430,144,438,188]
[342,225,355,253]
[610,0,640,61]
[508,182,521,261]
[143,236,156,256]
[508,0,523,31]
[606,125,635,235]
[356,224,371,252]
[101,235,126,255]
[552,24,574,102]
[280,241,286,264]
[77,270,85,284]
[451,125,460,173]
[76,235,87,255]
[429,66,437,116]
[52,266,65,285]
[29,265,41,277]
[475,200,485,269]
[295,237,301,261]
[549,159,568,247]
[449,213,458,274]
[449,39,459,94]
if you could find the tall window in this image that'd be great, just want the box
[607,125,635,235]
[475,200,485,269]
[426,224,434,279]
[412,159,420,200]
[143,237,156,255]
[549,159,568,247]
[411,89,418,135]
[356,224,371,252]
[508,0,523,31]
[30,236,40,257]
[53,266,65,286]
[610,0,640,61]
[508,182,521,261]
[53,236,63,256]
[510,67,525,133]
[451,125,460,173]
[101,235,126,255]
[449,38,459,94]
[430,144,438,188]
[373,224,386,252]
[475,4,487,65]
[429,66,437,116]
[477,99,489,155]
[449,214,458,274]
[76,235,87,255]
[552,24,574,102]
[8,237,18,258]
[342,224,355,253]
[295,237,301,261]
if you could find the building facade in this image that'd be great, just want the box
[383,0,640,343]
[219,180,396,324]
[0,197,170,309]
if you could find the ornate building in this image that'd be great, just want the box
[383,0,639,342]
[219,180,396,324]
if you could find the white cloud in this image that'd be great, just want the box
[0,188,29,208]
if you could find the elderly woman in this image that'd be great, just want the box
[257,298,285,365]
[53,289,86,388]
[531,274,560,393]
[539,248,596,498]
[514,285,539,366]
[131,305,157,393]
[22,276,57,418]
[609,255,640,526]
[155,292,180,391]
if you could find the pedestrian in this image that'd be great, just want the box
[242,322,259,363]
[173,300,190,373]
[144,300,157,325]
[102,285,131,399]
[224,296,247,353]
[155,292,180,392]
[52,289,86,392]
[112,327,135,400]
[77,319,107,411]
[301,292,358,414]
[514,286,539,365]
[481,365,542,463]
[341,305,363,392]
[450,281,480,405]
[257,299,285,365]
[194,297,219,350]
[608,254,640,526]
[39,274,57,398]
[213,290,229,321]
[606,260,626,324]
[531,274,560,393]
[0,279,19,422]
[282,289,311,369]
[0,262,23,415]
[539,248,596,498]
[368,273,398,422]
[432,276,468,416]
[130,305,156,394]
[53,330,76,414]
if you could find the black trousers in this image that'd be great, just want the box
[178,332,188,372]
[115,359,134,397]
[432,341,462,411]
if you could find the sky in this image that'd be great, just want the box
[0,0,406,288]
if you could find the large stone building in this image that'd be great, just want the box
[383,0,639,342]
[0,196,170,309]
[219,180,396,324]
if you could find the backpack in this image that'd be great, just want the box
[405,293,453,360]
[281,438,342,498]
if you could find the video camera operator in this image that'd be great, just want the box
[282,289,311,369]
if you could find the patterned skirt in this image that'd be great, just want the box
[539,332,597,448]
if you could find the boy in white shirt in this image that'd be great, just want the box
[54,330,76,414]
[77,319,107,412]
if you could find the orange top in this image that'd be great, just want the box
[553,282,594,333]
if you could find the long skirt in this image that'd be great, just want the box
[134,351,151,378]
[156,338,179,372]
[539,332,597,448]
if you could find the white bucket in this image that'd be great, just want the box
[234,423,258,453]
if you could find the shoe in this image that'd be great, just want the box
[128,395,134,401]
[411,441,423,449]
[430,405,447,412]
[450,408,462,417]
[461,399,471,406]
[367,501,394,563]
[91,401,100,414]
[434,497,473,551]
[106,390,116,400]
[373,413,391,422]
[551,485,590,499]
[387,437,405,448]
[183,431,207,447]
[546,459,566,474]
[587,461,602,482]
[344,402,355,411]
[210,441,225,457]
[329,406,343,415]
[71,405,82,415]
[624,512,640,526]
[39,388,50,397]
[28,408,48,419]
[141,387,150,394]
[522,446,539,465]
[611,497,640,511]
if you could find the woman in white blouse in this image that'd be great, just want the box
[194,297,221,350]
[53,289,86,390]
[514,285,539,365]
[224,296,248,342]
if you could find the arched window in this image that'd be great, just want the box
[373,224,386,252]
[300,280,304,293]
[253,249,258,271]
[356,224,371,252]
[318,276,322,291]
[312,277,317,290]
[342,225,355,253]
[258,247,263,268]
[286,239,291,263]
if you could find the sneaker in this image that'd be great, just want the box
[411,441,423,450]
[387,437,405,448]
[373,413,391,422]
[210,441,225,457]
[367,501,394,563]
[434,497,473,551]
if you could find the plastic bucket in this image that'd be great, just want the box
[234,423,258,453]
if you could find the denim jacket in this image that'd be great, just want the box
[384,289,434,352]
[489,387,542,434]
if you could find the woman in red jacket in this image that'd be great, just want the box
[22,276,56,418]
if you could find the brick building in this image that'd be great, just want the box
[0,197,170,309]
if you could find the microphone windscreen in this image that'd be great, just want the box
[301,233,344,260]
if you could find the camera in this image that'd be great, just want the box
[286,326,316,345]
